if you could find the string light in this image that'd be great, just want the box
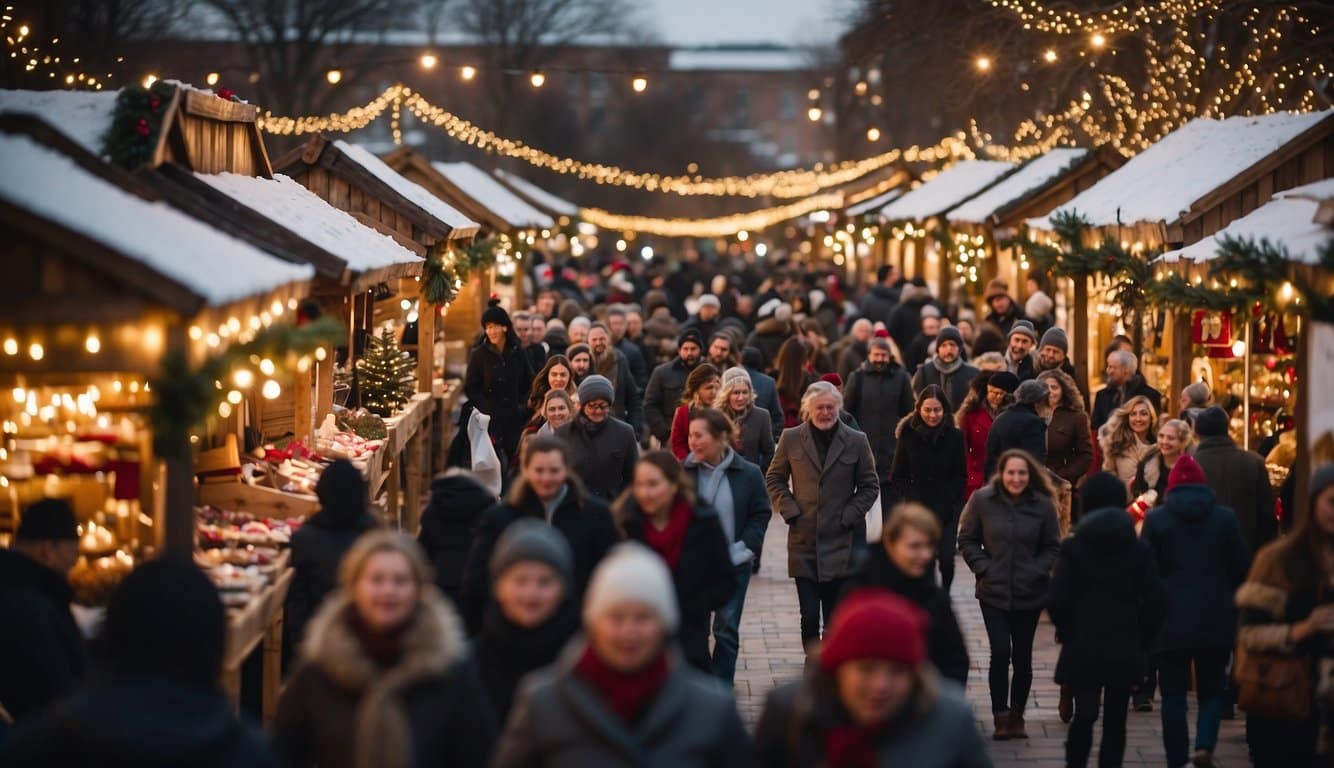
[984,0,1220,35]
[866,126,881,141]
[460,65,476,81]
[631,71,648,92]
[975,55,992,72]
[529,69,545,88]
[807,106,823,122]
[205,71,219,86]
[579,192,844,238]
[325,68,342,84]
[1090,32,1106,49]
[419,53,437,70]
[1043,49,1057,63]
[142,74,157,88]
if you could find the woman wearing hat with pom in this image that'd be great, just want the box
[491,542,754,767]
[466,300,537,461]
[754,588,990,767]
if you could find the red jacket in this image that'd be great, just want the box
[961,407,994,500]
[669,404,691,460]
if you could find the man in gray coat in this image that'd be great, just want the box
[765,380,880,651]
[1190,405,1276,558]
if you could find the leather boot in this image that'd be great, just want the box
[1008,711,1029,739]
[992,713,1011,741]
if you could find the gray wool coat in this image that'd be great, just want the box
[765,421,880,582]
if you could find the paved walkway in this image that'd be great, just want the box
[734,514,1253,766]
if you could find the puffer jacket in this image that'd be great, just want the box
[958,484,1062,611]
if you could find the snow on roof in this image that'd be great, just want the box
[0,134,311,306]
[846,188,904,217]
[195,172,421,274]
[1028,110,1333,231]
[0,89,119,155]
[431,162,556,230]
[333,141,478,232]
[1160,178,1334,265]
[668,47,812,71]
[878,161,1017,221]
[493,169,580,217]
[946,148,1089,224]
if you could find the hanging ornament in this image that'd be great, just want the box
[1272,312,1293,355]
[1192,309,1232,346]
[1253,314,1274,355]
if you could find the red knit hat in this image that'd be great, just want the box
[873,328,890,338]
[819,372,843,388]
[819,588,928,673]
[1167,454,1207,492]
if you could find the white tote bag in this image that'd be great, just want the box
[467,410,503,497]
[865,493,883,543]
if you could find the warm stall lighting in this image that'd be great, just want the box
[28,343,43,361]
[529,69,545,88]
[261,380,281,399]
[206,72,220,86]
[807,106,822,122]
[84,335,100,354]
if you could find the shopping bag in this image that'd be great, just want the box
[865,493,883,543]
[468,410,503,497]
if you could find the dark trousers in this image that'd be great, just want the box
[795,577,846,647]
[1066,685,1131,767]
[980,604,1042,714]
[1159,648,1229,766]
[937,513,959,593]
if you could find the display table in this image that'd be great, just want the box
[221,553,294,727]
[367,392,435,531]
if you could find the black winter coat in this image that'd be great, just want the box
[643,358,694,443]
[459,480,620,635]
[745,365,785,441]
[843,361,914,478]
[1090,374,1163,432]
[472,600,580,726]
[847,546,970,684]
[858,284,900,327]
[1192,435,1277,557]
[418,473,497,609]
[984,402,1047,479]
[285,512,378,654]
[1140,484,1250,651]
[556,414,639,503]
[615,337,649,390]
[745,317,791,374]
[1048,507,1167,688]
[0,549,86,722]
[889,416,967,525]
[465,339,536,457]
[959,484,1062,611]
[6,680,277,768]
[621,502,736,671]
[911,361,979,415]
[887,297,932,356]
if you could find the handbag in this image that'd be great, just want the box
[1233,645,1312,720]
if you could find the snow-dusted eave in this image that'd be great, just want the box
[946,148,1092,225]
[493,169,581,218]
[1160,178,1334,265]
[430,161,555,231]
[846,188,904,217]
[878,160,1018,222]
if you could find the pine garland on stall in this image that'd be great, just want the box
[356,328,416,416]
[1145,235,1334,321]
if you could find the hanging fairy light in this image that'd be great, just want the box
[325,68,342,84]
[460,65,476,81]
[631,71,648,92]
[529,69,546,88]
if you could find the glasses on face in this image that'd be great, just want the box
[584,402,611,412]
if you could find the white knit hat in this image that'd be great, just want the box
[582,542,679,632]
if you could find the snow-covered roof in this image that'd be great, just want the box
[668,47,811,71]
[878,161,1016,221]
[333,141,478,232]
[846,188,904,217]
[431,162,556,230]
[1028,110,1333,231]
[1159,178,1334,265]
[0,134,312,306]
[194,172,422,275]
[947,148,1089,224]
[0,89,119,155]
[493,169,580,217]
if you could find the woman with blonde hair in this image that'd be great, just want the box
[714,366,775,470]
[1131,417,1195,500]
[1098,395,1159,488]
[273,531,497,768]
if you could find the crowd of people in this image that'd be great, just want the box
[2,253,1331,768]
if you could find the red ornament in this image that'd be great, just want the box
[134,118,150,137]
[217,87,235,101]
[149,96,161,111]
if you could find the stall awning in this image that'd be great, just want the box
[878,160,1016,222]
[1159,178,1334,265]
[0,89,119,156]
[947,148,1089,225]
[431,162,556,230]
[846,188,904,217]
[332,141,480,236]
[492,169,580,218]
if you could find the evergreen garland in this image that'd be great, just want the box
[355,328,416,416]
[421,252,459,306]
[103,80,178,170]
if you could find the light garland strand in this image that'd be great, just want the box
[984,0,1222,35]
[578,192,845,238]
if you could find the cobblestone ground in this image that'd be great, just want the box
[734,513,1254,767]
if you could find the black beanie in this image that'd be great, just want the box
[936,326,964,350]
[1080,471,1128,516]
[315,459,369,528]
[481,299,512,329]
[1193,406,1229,438]
[101,556,225,688]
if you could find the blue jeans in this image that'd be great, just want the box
[711,563,752,684]
[1159,648,1228,766]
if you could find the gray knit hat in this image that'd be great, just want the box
[577,374,615,405]
[489,518,574,586]
[1015,379,1048,405]
[1008,320,1039,344]
[1039,326,1068,354]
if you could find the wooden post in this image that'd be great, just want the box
[404,430,422,534]
[386,455,400,529]
[1072,277,1090,396]
[163,323,195,558]
[293,365,314,444]
[262,614,283,727]
[1170,311,1193,414]
[416,278,435,394]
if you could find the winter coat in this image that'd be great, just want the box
[745,317,791,373]
[668,404,695,461]
[459,479,620,634]
[904,333,935,376]
[643,358,694,443]
[285,512,378,654]
[490,642,755,768]
[6,680,277,768]
[621,502,736,671]
[858,284,901,328]
[983,305,1025,338]
[843,360,914,479]
[960,406,996,499]
[1090,374,1163,432]
[1047,507,1167,689]
[1044,405,1093,487]
[418,473,497,609]
[0,549,86,722]
[272,590,498,768]
[597,349,643,439]
[679,314,720,346]
[846,546,970,684]
[1192,435,1277,556]
[887,296,932,356]
[766,421,880,582]
[754,669,990,768]
[556,415,639,503]
[888,415,967,526]
[615,337,649,391]
[837,340,869,382]
[1102,436,1154,488]
[1140,484,1250,651]
[683,450,772,559]
[643,314,681,365]
[472,599,580,726]
[912,360,979,415]
[725,405,776,471]
[465,339,536,457]
[958,484,1062,611]
[984,402,1047,479]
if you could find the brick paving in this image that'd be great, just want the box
[734,513,1254,766]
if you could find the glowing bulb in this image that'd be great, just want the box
[261,380,281,400]
[143,74,157,88]
[400,298,413,310]
[12,387,24,403]
[631,72,648,92]
[259,358,276,376]
[325,68,342,84]
[3,338,17,355]
[755,243,768,257]
[226,390,243,405]
[1231,339,1246,357]
[460,65,476,81]
[28,343,43,361]
[737,230,749,242]
[1091,33,1106,48]
[615,239,627,252]
[807,88,820,100]
[419,53,437,70]
[529,69,545,88]
[807,106,822,122]
[218,401,233,418]
[975,56,992,72]
[1043,49,1057,63]
[84,335,100,354]
[233,369,254,388]
[206,71,219,86]
[866,126,881,142]
[314,347,328,362]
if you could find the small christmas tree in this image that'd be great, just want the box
[356,328,416,416]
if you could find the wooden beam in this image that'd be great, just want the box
[349,211,428,256]
[182,88,260,123]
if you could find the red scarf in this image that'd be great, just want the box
[641,497,693,569]
[823,722,887,768]
[574,645,670,723]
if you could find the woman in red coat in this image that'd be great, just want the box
[668,364,721,460]
[956,370,1018,501]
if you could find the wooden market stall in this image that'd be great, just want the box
[493,167,582,222]
[1027,110,1334,403]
